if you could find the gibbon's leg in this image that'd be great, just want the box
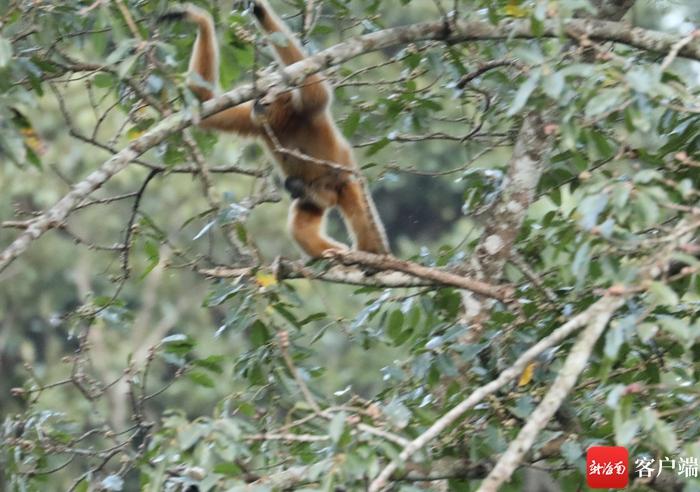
[289,200,347,257]
[251,1,330,113]
[338,179,390,254]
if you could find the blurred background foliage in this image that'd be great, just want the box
[1,0,700,490]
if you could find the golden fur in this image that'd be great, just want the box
[169,1,389,257]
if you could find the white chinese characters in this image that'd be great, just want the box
[589,460,627,476]
[635,456,699,478]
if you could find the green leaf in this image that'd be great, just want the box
[140,240,160,279]
[542,71,564,99]
[635,191,659,227]
[633,169,661,184]
[0,37,12,68]
[652,418,678,453]
[571,241,591,286]
[561,441,583,465]
[386,310,404,344]
[626,66,660,95]
[507,69,541,116]
[213,462,242,476]
[587,129,615,161]
[365,137,390,156]
[383,400,411,429]
[577,194,608,230]
[249,320,270,348]
[161,334,196,356]
[604,324,624,360]
[530,14,544,37]
[510,395,534,419]
[585,87,625,118]
[188,371,215,388]
[615,418,639,446]
[658,315,691,344]
[648,282,679,307]
[193,355,225,373]
[343,112,360,137]
[328,411,346,444]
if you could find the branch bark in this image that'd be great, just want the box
[473,111,551,279]
[369,216,698,492]
[3,15,698,272]
[367,294,624,492]
[460,111,551,324]
[475,301,620,492]
[199,251,512,300]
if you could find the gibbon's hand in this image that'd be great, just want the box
[234,0,265,20]
[156,6,188,24]
[252,98,268,116]
[251,1,265,21]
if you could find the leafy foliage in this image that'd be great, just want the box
[1,0,700,491]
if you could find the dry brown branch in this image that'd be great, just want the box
[330,251,512,300]
[199,251,511,300]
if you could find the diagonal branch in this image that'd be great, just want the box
[200,251,512,300]
[3,16,698,272]
[476,303,619,492]
[367,294,625,492]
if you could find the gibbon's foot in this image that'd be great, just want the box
[321,246,349,259]
[284,176,306,199]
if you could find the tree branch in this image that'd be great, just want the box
[459,111,551,325]
[367,294,625,492]
[3,15,697,272]
[475,303,619,492]
[199,252,511,300]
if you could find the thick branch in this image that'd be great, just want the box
[460,111,550,325]
[330,251,512,300]
[3,16,697,272]
[474,111,550,279]
[367,294,624,492]
[199,252,511,300]
[476,302,619,492]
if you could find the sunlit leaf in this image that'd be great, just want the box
[518,362,536,386]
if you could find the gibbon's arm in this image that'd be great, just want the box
[252,0,330,115]
[160,5,261,136]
